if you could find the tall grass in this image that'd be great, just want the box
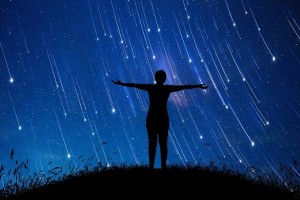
[0,149,299,199]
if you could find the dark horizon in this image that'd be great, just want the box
[2,165,298,200]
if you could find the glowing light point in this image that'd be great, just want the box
[92,132,95,136]
[158,28,161,32]
[225,105,229,109]
[84,118,87,122]
[56,85,59,88]
[243,78,246,82]
[187,15,190,19]
[64,113,67,116]
[258,28,261,31]
[152,55,156,59]
[96,37,99,41]
[147,28,150,32]
[201,59,204,62]
[272,56,276,61]
[189,59,192,63]
[121,40,124,44]
[186,34,189,38]
[251,141,255,146]
[107,163,110,168]
[9,77,14,83]
[112,108,116,113]
[104,33,107,36]
[239,159,242,163]
[266,121,270,125]
[245,11,248,14]
[67,154,71,158]
[200,135,203,139]
[233,22,236,27]
[95,111,98,114]
[18,126,22,130]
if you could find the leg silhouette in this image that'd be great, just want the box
[158,123,169,169]
[147,128,157,169]
[146,115,169,169]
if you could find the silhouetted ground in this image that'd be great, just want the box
[1,165,299,200]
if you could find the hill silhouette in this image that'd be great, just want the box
[1,164,298,200]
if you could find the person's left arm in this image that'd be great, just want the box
[168,84,208,92]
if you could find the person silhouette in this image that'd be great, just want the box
[112,70,208,169]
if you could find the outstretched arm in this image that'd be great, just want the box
[112,80,148,91]
[169,84,208,92]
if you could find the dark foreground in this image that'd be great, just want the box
[2,165,299,200]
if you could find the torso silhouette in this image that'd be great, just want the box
[145,84,174,132]
[147,84,171,126]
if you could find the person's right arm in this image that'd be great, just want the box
[112,80,149,91]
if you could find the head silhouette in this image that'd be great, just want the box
[155,70,166,85]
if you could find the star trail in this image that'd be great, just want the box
[0,0,299,186]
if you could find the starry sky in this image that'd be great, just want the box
[0,0,300,184]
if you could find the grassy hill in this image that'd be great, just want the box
[1,164,299,200]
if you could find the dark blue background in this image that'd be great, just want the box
[0,0,299,185]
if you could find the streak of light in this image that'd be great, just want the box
[90,115,110,167]
[111,1,125,44]
[284,12,300,40]
[21,30,29,53]
[187,109,203,140]
[51,54,70,115]
[96,2,107,36]
[247,90,269,126]
[182,0,190,19]
[42,37,59,88]
[118,106,139,165]
[263,155,284,182]
[185,16,204,62]
[0,42,13,83]
[173,30,184,58]
[224,0,242,39]
[216,119,242,162]
[8,90,21,130]
[169,127,186,166]
[241,1,248,14]
[140,1,151,32]
[289,162,300,177]
[113,132,124,163]
[203,61,228,109]
[249,7,275,61]
[87,0,99,41]
[53,107,70,158]
[102,77,115,113]
[149,0,160,32]
[229,105,254,145]
[174,15,192,63]
[84,113,100,163]
[71,75,87,121]
[224,0,236,27]
[207,42,229,95]
[226,41,245,81]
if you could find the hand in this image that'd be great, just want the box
[112,80,122,85]
[199,84,208,89]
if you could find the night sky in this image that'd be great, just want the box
[1,0,300,185]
